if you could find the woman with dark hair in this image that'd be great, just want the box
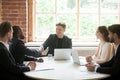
[86,24,120,80]
[9,25,43,66]
[0,21,36,80]
[86,26,114,64]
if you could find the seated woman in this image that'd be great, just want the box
[9,25,43,66]
[86,26,114,64]
[41,22,72,56]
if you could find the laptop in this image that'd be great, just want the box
[72,50,87,66]
[54,49,72,60]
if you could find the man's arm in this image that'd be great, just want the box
[42,34,52,50]
[24,55,37,61]
[17,40,41,57]
[0,49,30,75]
[97,47,120,75]
[99,57,114,67]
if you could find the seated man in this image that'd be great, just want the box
[0,21,36,80]
[41,22,72,56]
[9,25,43,66]
[86,24,120,80]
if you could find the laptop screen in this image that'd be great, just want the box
[54,49,72,60]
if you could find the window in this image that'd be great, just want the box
[32,0,120,41]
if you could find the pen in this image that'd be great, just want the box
[35,68,54,71]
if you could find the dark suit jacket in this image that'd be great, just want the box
[0,42,30,80]
[96,44,120,80]
[9,37,41,65]
[43,34,72,56]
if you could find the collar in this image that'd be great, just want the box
[115,44,119,50]
[0,41,9,50]
[114,44,119,55]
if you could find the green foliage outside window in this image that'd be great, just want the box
[35,0,120,41]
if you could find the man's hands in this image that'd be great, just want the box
[85,63,96,72]
[27,61,36,71]
[40,46,49,55]
[86,56,93,63]
[37,58,44,62]
[85,56,97,72]
[27,58,44,71]
[41,47,45,53]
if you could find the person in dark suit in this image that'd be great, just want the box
[41,22,72,56]
[85,24,120,80]
[9,25,43,66]
[0,21,36,80]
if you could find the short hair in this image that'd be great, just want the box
[108,24,120,38]
[98,26,109,42]
[0,21,12,37]
[56,22,66,29]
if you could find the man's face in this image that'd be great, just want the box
[108,31,115,43]
[56,26,65,36]
[8,28,13,41]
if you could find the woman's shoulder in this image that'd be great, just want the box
[105,42,113,48]
[11,38,24,44]
[105,42,112,45]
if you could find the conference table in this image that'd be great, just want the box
[24,57,110,80]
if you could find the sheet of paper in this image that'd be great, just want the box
[35,62,54,71]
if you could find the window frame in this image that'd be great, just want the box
[28,0,120,42]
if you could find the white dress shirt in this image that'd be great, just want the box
[114,44,119,55]
[0,41,9,51]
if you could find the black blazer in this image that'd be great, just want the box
[43,34,72,56]
[0,42,30,80]
[9,37,41,65]
[96,44,120,80]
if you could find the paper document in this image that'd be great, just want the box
[35,62,54,71]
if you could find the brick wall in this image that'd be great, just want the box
[1,0,28,42]
[0,0,2,22]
